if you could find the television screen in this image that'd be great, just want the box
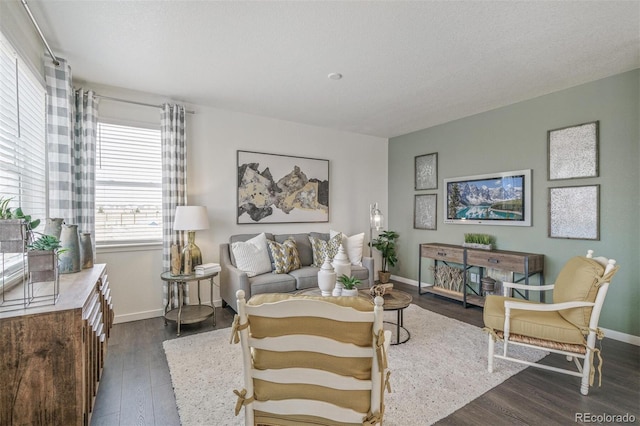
[444,169,532,226]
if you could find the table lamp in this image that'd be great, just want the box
[173,206,210,274]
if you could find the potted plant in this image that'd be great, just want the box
[462,233,495,251]
[338,274,360,296]
[370,230,399,284]
[0,196,41,253]
[27,234,66,283]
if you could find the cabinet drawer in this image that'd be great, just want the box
[466,250,525,272]
[421,244,464,263]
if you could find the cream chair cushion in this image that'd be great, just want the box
[553,256,605,328]
[484,296,586,345]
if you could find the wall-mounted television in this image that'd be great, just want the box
[444,169,532,226]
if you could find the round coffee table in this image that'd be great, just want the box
[296,287,412,345]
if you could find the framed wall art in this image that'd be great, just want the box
[548,185,599,240]
[414,194,437,230]
[415,152,438,190]
[237,150,329,224]
[444,169,532,226]
[548,121,599,180]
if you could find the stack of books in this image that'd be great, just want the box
[195,262,221,275]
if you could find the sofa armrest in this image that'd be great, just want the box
[362,256,374,288]
[220,243,251,312]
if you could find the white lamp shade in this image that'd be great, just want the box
[173,206,210,231]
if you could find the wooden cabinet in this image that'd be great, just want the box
[418,243,544,308]
[0,264,113,426]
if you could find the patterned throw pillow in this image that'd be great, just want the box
[309,233,342,267]
[267,238,302,274]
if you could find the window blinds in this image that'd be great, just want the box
[95,122,162,244]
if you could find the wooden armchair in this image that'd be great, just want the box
[483,250,619,395]
[231,290,391,425]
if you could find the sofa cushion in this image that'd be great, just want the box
[350,265,370,286]
[229,233,274,266]
[309,233,342,267]
[330,230,365,266]
[250,272,297,295]
[275,233,314,266]
[231,233,273,277]
[267,238,301,274]
[288,266,321,290]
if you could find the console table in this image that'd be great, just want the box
[0,264,113,425]
[418,243,544,308]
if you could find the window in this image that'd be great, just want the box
[0,35,47,277]
[95,121,162,244]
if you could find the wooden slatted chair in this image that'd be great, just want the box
[231,290,391,425]
[483,250,619,395]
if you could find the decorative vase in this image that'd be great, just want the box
[80,233,94,269]
[332,244,351,279]
[317,255,336,296]
[170,243,182,275]
[341,288,359,297]
[58,224,81,274]
[43,218,64,239]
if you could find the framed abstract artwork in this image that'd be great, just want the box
[415,152,438,190]
[548,185,600,240]
[548,121,599,180]
[414,194,437,230]
[237,150,329,224]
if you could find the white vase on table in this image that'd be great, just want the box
[318,255,336,296]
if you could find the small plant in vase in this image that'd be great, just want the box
[338,274,360,296]
[463,233,495,250]
[0,196,41,251]
[27,234,66,283]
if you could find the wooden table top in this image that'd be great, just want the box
[297,287,412,311]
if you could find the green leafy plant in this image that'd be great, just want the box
[338,274,361,290]
[370,230,399,273]
[464,233,495,247]
[0,196,41,229]
[28,234,67,254]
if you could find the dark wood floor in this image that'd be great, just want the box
[91,282,640,425]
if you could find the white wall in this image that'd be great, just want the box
[89,83,389,323]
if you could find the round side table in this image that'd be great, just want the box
[160,270,218,336]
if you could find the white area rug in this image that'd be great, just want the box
[163,304,547,425]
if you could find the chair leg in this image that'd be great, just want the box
[488,334,494,373]
[580,349,591,396]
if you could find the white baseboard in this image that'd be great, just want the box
[114,299,224,324]
[114,309,163,324]
[390,274,639,346]
[600,328,640,346]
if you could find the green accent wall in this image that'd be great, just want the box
[389,70,639,337]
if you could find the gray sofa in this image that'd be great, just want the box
[220,232,374,312]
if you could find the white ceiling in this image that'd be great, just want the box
[26,0,640,138]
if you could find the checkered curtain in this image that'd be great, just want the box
[72,89,98,248]
[44,56,74,220]
[45,57,98,250]
[161,104,188,308]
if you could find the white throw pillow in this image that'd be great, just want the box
[231,233,272,277]
[330,230,365,266]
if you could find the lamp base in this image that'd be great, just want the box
[181,231,203,274]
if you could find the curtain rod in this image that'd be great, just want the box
[20,0,59,66]
[97,95,196,114]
